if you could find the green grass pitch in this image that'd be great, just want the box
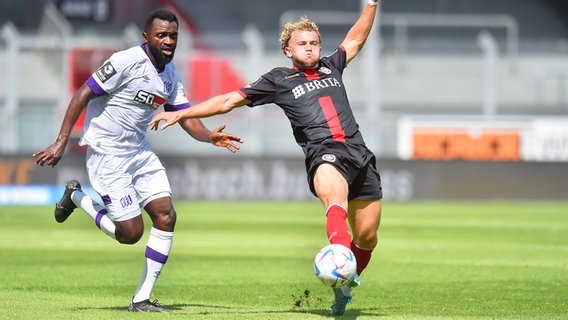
[0,201,566,319]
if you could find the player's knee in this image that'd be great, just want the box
[115,227,144,244]
[117,233,143,245]
[154,209,177,231]
[354,231,378,249]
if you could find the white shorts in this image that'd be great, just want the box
[86,149,172,222]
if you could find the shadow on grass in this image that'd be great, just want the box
[174,303,388,318]
[290,307,388,319]
[77,303,387,318]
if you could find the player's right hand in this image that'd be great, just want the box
[33,141,66,167]
[149,111,180,131]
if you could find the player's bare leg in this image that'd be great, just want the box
[348,199,381,275]
[313,164,358,315]
[313,164,351,247]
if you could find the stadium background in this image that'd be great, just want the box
[1,0,567,204]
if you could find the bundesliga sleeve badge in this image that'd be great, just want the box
[95,62,117,83]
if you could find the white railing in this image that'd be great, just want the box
[382,13,519,74]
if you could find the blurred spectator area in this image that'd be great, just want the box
[1,0,568,157]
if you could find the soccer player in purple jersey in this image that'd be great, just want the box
[150,1,382,315]
[33,9,242,313]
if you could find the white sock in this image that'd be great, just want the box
[132,227,173,303]
[71,190,116,239]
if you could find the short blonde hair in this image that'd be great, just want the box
[279,16,321,55]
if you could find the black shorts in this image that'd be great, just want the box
[305,141,383,201]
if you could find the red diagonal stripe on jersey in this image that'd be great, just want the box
[318,96,346,142]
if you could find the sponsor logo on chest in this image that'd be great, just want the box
[133,80,172,109]
[134,90,166,109]
[291,77,342,99]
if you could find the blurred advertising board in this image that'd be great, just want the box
[1,153,567,205]
[398,116,568,162]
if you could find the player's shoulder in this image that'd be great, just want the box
[268,66,299,80]
[161,62,182,82]
[107,45,147,69]
[323,46,345,60]
[163,61,180,74]
[321,46,346,70]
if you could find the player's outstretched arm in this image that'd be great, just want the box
[33,83,95,167]
[178,120,243,153]
[341,0,378,64]
[149,91,249,131]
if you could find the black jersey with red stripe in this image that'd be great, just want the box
[238,46,366,155]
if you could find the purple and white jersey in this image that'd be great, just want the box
[80,44,190,155]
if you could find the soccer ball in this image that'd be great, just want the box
[314,244,357,287]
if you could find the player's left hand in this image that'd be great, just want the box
[210,124,243,153]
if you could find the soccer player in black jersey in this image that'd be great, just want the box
[150,0,381,316]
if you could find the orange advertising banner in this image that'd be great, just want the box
[412,128,520,161]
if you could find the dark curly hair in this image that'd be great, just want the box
[144,9,178,32]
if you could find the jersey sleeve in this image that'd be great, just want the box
[86,51,133,96]
[239,71,277,107]
[324,46,347,74]
[164,68,190,112]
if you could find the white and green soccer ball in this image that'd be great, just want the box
[314,244,357,287]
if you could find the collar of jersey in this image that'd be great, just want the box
[293,67,318,73]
